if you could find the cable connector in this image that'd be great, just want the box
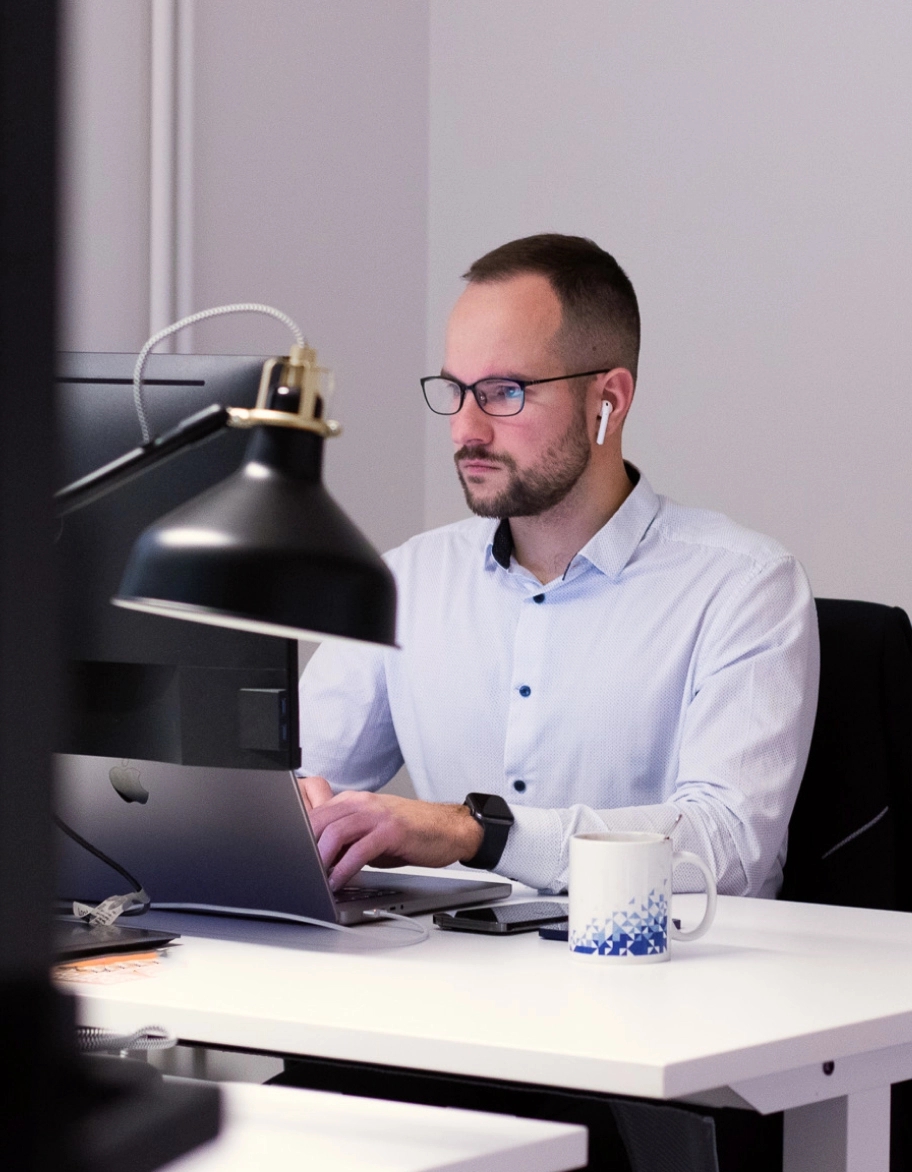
[72,888,150,926]
[362,908,430,943]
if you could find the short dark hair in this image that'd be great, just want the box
[463,233,640,380]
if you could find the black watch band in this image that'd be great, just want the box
[462,793,514,870]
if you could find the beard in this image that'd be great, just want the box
[454,405,592,519]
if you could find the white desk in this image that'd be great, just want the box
[163,1081,586,1171]
[73,893,912,1172]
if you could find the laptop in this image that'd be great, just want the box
[54,754,511,926]
[54,919,181,961]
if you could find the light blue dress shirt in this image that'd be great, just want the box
[299,469,820,898]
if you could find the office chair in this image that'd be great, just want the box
[780,597,912,1172]
[610,1100,719,1172]
[780,598,912,909]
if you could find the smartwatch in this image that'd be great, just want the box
[462,793,514,870]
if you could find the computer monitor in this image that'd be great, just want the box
[55,351,300,771]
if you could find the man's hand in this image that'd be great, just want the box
[297,778,484,890]
[298,775,333,813]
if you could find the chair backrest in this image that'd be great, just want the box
[779,599,912,910]
[610,1100,720,1172]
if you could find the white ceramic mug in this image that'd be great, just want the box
[569,831,717,963]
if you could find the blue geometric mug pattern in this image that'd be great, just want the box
[569,888,669,957]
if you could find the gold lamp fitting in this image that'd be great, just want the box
[227,344,341,438]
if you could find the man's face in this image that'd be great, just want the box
[443,273,592,519]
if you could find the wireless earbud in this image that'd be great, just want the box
[596,400,613,445]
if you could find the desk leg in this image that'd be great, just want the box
[782,1087,890,1172]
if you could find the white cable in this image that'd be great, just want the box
[152,903,428,946]
[362,908,430,943]
[132,304,306,443]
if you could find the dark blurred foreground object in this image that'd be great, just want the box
[0,3,220,1167]
[69,1049,220,1172]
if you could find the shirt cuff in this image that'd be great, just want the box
[497,804,566,892]
[496,802,724,896]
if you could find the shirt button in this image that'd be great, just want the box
[513,779,527,793]
[518,685,531,697]
[532,593,545,604]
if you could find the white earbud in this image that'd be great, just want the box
[596,400,613,445]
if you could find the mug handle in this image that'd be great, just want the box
[669,851,717,941]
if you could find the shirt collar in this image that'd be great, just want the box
[483,463,660,580]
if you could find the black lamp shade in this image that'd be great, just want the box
[113,425,397,647]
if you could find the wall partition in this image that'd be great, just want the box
[59,1,912,617]
[426,0,912,619]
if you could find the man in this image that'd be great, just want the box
[298,233,819,899]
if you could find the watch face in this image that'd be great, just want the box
[463,792,514,869]
[487,795,514,822]
[467,793,513,823]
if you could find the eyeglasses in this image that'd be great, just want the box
[420,368,613,417]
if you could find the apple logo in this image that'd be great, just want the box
[109,760,149,804]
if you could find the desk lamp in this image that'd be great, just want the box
[56,305,397,649]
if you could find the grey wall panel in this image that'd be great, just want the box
[59,0,151,352]
[188,0,429,554]
[427,1,912,618]
[59,0,429,556]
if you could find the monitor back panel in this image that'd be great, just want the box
[55,353,299,770]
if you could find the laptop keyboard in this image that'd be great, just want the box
[335,885,403,903]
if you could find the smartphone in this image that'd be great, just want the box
[434,901,568,935]
[538,917,683,942]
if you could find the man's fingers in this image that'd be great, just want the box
[308,795,407,887]
[298,775,333,813]
[326,831,390,890]
[319,816,399,889]
[306,791,474,887]
[316,807,394,870]
[308,789,378,837]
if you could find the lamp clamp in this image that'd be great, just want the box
[226,345,342,438]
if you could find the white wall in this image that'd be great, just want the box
[59,1,151,350]
[59,0,429,556]
[60,2,912,618]
[188,0,429,554]
[427,1,912,618]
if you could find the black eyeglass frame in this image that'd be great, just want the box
[420,367,614,417]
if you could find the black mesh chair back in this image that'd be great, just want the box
[780,599,912,910]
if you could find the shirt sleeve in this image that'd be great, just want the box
[298,639,404,790]
[497,555,821,897]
